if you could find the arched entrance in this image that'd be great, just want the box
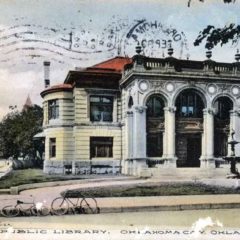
[175,89,205,167]
[213,96,233,157]
[146,95,165,158]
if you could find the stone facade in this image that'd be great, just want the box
[40,53,240,176]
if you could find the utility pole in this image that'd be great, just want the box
[69,31,73,50]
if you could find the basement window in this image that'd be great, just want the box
[90,137,113,158]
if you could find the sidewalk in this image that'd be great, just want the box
[96,194,240,213]
[0,176,240,214]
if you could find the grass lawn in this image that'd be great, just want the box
[0,168,84,189]
[1,169,240,196]
[65,183,240,198]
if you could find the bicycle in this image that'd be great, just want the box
[1,195,50,217]
[51,190,100,215]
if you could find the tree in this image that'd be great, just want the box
[0,105,43,161]
[194,23,240,50]
[187,0,238,49]
[188,0,235,7]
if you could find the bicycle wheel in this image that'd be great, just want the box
[20,207,33,216]
[31,205,50,216]
[30,206,38,216]
[51,197,69,215]
[39,205,50,216]
[1,205,19,217]
[80,198,99,214]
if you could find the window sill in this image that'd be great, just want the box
[90,120,113,123]
[89,122,121,126]
[91,158,114,160]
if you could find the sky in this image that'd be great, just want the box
[0,0,240,119]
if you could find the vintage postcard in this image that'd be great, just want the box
[1,0,240,239]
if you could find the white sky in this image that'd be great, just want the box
[0,0,239,119]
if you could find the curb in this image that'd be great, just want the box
[1,176,139,195]
[99,202,240,213]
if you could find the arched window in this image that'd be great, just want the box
[146,95,165,118]
[176,90,204,118]
[128,96,133,109]
[214,97,233,120]
[146,95,165,158]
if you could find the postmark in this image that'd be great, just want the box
[0,16,189,71]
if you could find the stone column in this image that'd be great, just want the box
[72,160,76,175]
[133,106,147,158]
[164,107,177,167]
[132,106,148,176]
[122,111,133,174]
[126,111,134,158]
[201,108,215,168]
[229,110,240,156]
[201,132,205,160]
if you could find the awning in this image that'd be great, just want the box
[33,132,45,139]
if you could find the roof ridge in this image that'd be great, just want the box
[91,56,131,68]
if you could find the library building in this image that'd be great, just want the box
[39,47,240,177]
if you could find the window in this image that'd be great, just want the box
[49,138,56,158]
[128,96,134,109]
[176,90,204,118]
[147,133,163,157]
[90,96,113,122]
[214,97,233,120]
[48,100,59,120]
[146,95,164,117]
[90,137,113,158]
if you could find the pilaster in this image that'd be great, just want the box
[201,108,215,168]
[122,111,133,174]
[126,111,134,158]
[133,106,147,158]
[163,107,177,167]
[230,110,240,156]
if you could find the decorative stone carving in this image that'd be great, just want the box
[138,80,149,92]
[126,110,133,115]
[151,80,164,89]
[164,106,176,113]
[188,81,196,87]
[207,83,217,95]
[134,106,147,113]
[217,83,229,93]
[203,108,215,115]
[176,119,203,131]
[165,82,175,93]
[231,85,240,97]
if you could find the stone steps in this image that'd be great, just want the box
[150,167,229,180]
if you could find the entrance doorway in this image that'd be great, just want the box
[175,89,205,168]
[213,96,233,158]
[176,134,201,167]
[146,95,165,158]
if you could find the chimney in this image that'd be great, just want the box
[43,61,50,88]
